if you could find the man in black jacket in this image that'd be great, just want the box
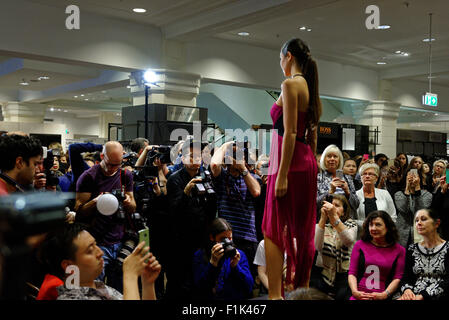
[165,139,217,299]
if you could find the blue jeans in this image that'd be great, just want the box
[97,243,123,293]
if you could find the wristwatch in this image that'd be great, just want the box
[241,169,249,177]
[332,219,341,227]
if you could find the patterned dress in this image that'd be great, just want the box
[400,241,449,300]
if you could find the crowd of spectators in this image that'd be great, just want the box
[0,132,448,301]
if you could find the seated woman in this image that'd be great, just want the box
[317,144,359,219]
[348,210,406,300]
[355,163,397,234]
[310,194,357,300]
[399,209,449,300]
[192,218,254,300]
[394,170,433,248]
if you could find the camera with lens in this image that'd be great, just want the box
[111,188,126,219]
[42,148,61,187]
[192,169,215,196]
[123,152,138,168]
[114,212,147,268]
[220,238,237,259]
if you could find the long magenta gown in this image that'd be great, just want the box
[262,102,318,290]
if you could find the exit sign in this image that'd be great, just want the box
[422,93,438,107]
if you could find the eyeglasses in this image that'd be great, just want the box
[362,172,377,177]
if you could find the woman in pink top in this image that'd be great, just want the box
[348,210,406,300]
[262,38,322,300]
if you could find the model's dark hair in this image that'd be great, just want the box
[361,210,399,244]
[281,38,322,146]
[416,208,443,236]
[0,134,43,171]
[38,223,89,280]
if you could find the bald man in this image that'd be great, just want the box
[74,141,136,292]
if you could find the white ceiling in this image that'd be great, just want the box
[2,0,449,119]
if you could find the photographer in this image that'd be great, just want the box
[68,142,103,192]
[166,139,217,299]
[39,223,161,300]
[74,141,136,292]
[192,218,253,300]
[210,141,261,279]
[0,134,43,195]
[133,144,171,298]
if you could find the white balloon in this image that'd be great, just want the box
[96,194,119,216]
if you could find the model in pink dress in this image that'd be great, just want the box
[262,38,322,299]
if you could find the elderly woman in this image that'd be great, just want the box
[427,159,447,194]
[355,163,397,233]
[394,170,433,248]
[317,145,359,219]
[311,194,357,300]
[399,209,449,300]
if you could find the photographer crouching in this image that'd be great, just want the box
[192,218,253,300]
[74,141,136,292]
[165,138,217,299]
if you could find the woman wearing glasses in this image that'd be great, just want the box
[355,163,397,237]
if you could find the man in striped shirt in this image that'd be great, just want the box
[210,141,261,279]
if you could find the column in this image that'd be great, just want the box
[356,100,401,158]
[130,69,201,107]
[99,111,120,139]
[1,101,46,123]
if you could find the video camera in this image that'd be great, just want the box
[42,147,61,187]
[0,192,69,299]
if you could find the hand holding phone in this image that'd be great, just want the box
[446,168,449,184]
[336,169,344,180]
[138,228,150,262]
[363,154,369,161]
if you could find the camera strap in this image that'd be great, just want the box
[0,171,26,193]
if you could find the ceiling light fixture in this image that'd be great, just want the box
[74,95,78,98]
[50,107,54,112]
[376,25,391,29]
[237,32,250,36]
[395,50,401,54]
[306,28,312,32]
[377,62,387,65]
[299,26,307,30]
[423,38,436,42]
[38,76,50,80]
[19,79,29,86]
[133,8,146,13]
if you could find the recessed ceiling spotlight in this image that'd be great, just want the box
[84,98,89,101]
[423,38,436,42]
[377,62,387,65]
[395,50,401,54]
[299,26,307,30]
[126,85,131,89]
[74,95,78,98]
[306,28,312,32]
[237,32,250,36]
[64,110,68,113]
[402,52,409,56]
[102,90,107,93]
[19,79,29,86]
[376,25,391,29]
[133,8,146,13]
[50,107,54,112]
[38,76,50,80]
[80,94,84,97]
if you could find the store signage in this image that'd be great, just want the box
[318,123,340,139]
[422,93,438,107]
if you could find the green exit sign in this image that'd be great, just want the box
[422,93,438,107]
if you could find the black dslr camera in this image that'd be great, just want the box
[192,169,215,196]
[134,145,172,180]
[111,188,126,219]
[42,148,61,187]
[220,238,237,259]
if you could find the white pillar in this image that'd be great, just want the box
[1,101,46,123]
[99,111,119,139]
[356,100,401,158]
[130,69,201,107]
